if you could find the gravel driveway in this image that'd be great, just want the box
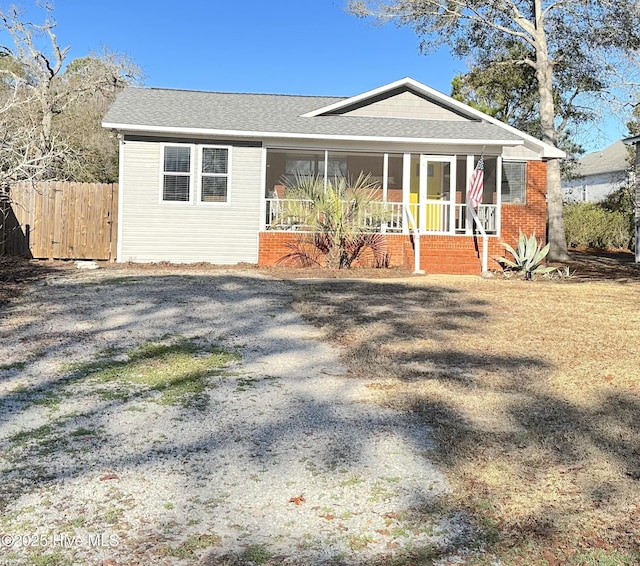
[0,266,463,565]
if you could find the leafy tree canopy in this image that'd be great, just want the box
[348,0,640,260]
[449,41,584,177]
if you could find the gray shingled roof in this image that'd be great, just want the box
[576,140,629,176]
[102,87,523,143]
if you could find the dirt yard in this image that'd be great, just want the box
[1,250,639,565]
[287,251,640,565]
[0,260,456,565]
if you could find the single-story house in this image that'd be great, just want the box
[101,77,564,274]
[622,135,640,263]
[562,140,631,203]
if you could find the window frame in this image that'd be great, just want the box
[198,145,232,206]
[159,143,195,205]
[501,160,527,204]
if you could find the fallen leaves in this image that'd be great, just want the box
[288,495,305,505]
[99,473,119,481]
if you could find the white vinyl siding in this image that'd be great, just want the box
[342,91,468,121]
[502,145,541,160]
[119,140,261,264]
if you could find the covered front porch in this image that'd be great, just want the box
[262,149,523,236]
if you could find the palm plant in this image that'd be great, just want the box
[279,173,391,269]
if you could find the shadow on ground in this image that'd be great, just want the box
[290,275,640,564]
[558,248,640,281]
[0,256,65,307]
[0,269,477,565]
[1,254,639,564]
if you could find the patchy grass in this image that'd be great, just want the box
[239,544,274,564]
[157,533,222,559]
[0,360,28,371]
[25,550,72,566]
[1,350,49,373]
[65,338,240,409]
[10,424,54,446]
[69,427,98,437]
[235,374,280,392]
[291,275,640,564]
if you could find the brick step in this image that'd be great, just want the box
[422,255,481,262]
[423,253,480,259]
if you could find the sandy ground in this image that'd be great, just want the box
[0,266,465,565]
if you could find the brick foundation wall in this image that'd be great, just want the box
[258,161,548,275]
[258,232,297,266]
[259,232,491,275]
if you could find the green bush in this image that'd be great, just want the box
[564,201,633,249]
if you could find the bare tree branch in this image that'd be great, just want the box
[0,3,141,193]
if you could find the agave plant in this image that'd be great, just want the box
[496,231,557,280]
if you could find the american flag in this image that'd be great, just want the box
[467,155,484,208]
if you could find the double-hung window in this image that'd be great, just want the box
[501,161,526,204]
[162,145,192,202]
[200,146,230,203]
[161,144,232,204]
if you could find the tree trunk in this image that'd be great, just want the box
[325,241,342,269]
[533,1,571,261]
[545,158,569,260]
[40,91,54,158]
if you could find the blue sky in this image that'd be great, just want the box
[3,0,629,151]
[49,0,458,94]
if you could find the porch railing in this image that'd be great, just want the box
[454,204,498,235]
[265,199,498,235]
[265,198,311,231]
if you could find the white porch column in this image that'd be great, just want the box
[402,153,412,235]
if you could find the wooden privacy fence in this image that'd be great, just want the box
[0,181,118,260]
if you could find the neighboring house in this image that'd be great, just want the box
[562,140,631,203]
[101,77,563,274]
[622,135,640,263]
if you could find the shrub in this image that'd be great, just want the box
[564,201,632,249]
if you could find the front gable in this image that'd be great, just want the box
[298,77,564,159]
[318,87,470,122]
[302,77,479,121]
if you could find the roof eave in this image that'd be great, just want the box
[101,122,525,147]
